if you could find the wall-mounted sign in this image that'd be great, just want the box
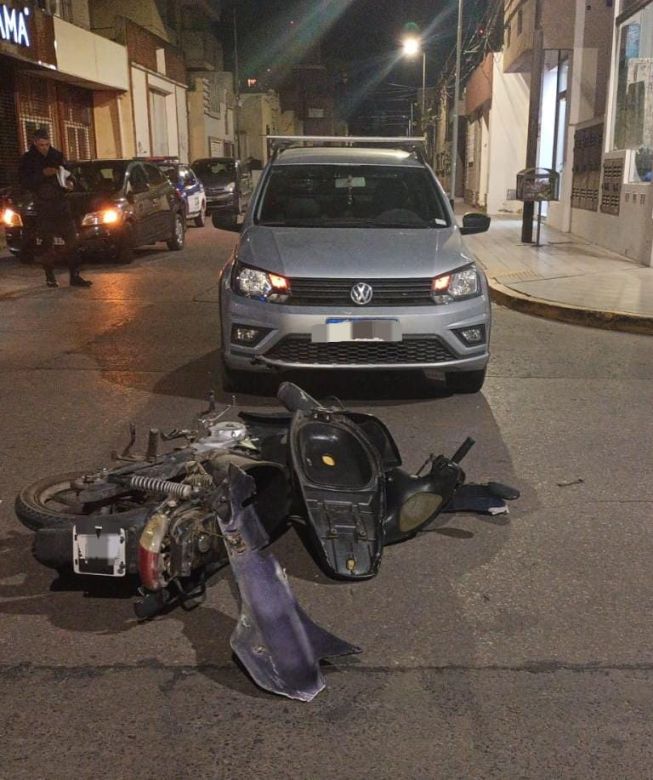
[0,4,30,47]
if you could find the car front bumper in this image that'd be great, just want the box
[221,281,491,373]
[6,222,125,256]
[206,192,237,214]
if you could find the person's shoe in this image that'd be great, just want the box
[70,274,93,288]
[45,270,58,288]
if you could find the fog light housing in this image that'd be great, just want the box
[231,325,270,346]
[454,325,486,346]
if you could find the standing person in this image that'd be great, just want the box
[18,128,92,288]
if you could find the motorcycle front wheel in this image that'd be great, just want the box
[15,472,150,532]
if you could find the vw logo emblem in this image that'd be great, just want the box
[351,282,373,305]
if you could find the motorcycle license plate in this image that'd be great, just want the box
[312,318,401,343]
[73,526,126,577]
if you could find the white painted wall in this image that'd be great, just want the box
[54,17,128,90]
[487,53,530,214]
[175,85,188,163]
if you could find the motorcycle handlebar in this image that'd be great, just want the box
[277,382,320,413]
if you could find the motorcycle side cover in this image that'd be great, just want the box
[217,464,360,702]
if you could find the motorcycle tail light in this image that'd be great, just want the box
[138,511,170,591]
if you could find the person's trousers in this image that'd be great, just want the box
[36,213,81,275]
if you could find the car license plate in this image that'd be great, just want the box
[35,237,65,246]
[73,526,126,577]
[312,318,401,343]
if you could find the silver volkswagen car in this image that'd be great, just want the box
[214,137,492,394]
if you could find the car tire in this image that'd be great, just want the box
[115,224,135,264]
[444,368,487,395]
[166,211,185,251]
[194,204,206,227]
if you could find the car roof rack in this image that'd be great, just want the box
[266,135,428,164]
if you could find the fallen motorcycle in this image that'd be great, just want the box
[15,383,518,700]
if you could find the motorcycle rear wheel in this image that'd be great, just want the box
[15,471,149,532]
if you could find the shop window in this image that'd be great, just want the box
[16,74,57,152]
[612,4,653,183]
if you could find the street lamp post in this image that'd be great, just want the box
[402,36,426,131]
[450,0,463,204]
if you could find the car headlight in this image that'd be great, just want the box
[81,208,122,227]
[431,265,481,304]
[2,208,23,228]
[223,182,236,193]
[233,263,290,302]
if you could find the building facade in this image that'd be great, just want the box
[463,53,530,215]
[0,0,128,187]
[562,0,653,266]
[89,2,189,161]
[501,0,653,265]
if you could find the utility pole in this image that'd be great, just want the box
[450,0,463,204]
[421,51,426,127]
[521,0,544,243]
[233,7,241,160]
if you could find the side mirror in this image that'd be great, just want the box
[460,212,491,235]
[212,212,241,232]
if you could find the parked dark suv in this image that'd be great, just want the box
[1,159,185,264]
[191,157,251,225]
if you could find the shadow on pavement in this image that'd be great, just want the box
[150,350,453,406]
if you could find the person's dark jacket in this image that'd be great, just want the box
[18,145,70,218]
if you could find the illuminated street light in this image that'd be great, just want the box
[401,35,426,127]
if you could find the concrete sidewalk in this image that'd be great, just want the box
[463,212,653,335]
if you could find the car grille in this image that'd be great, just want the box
[287,277,434,307]
[265,335,457,365]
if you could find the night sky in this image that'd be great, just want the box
[222,0,492,133]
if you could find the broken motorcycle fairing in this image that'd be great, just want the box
[279,382,476,579]
[217,464,360,701]
[289,407,386,580]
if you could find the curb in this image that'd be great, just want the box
[488,280,653,336]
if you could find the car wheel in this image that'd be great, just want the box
[166,212,185,251]
[194,203,206,227]
[114,223,135,264]
[445,368,487,394]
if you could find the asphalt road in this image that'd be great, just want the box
[1,225,652,779]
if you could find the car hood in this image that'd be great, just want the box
[237,225,474,278]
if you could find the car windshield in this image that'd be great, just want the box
[256,164,450,228]
[68,162,128,194]
[157,165,178,183]
[193,159,236,185]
